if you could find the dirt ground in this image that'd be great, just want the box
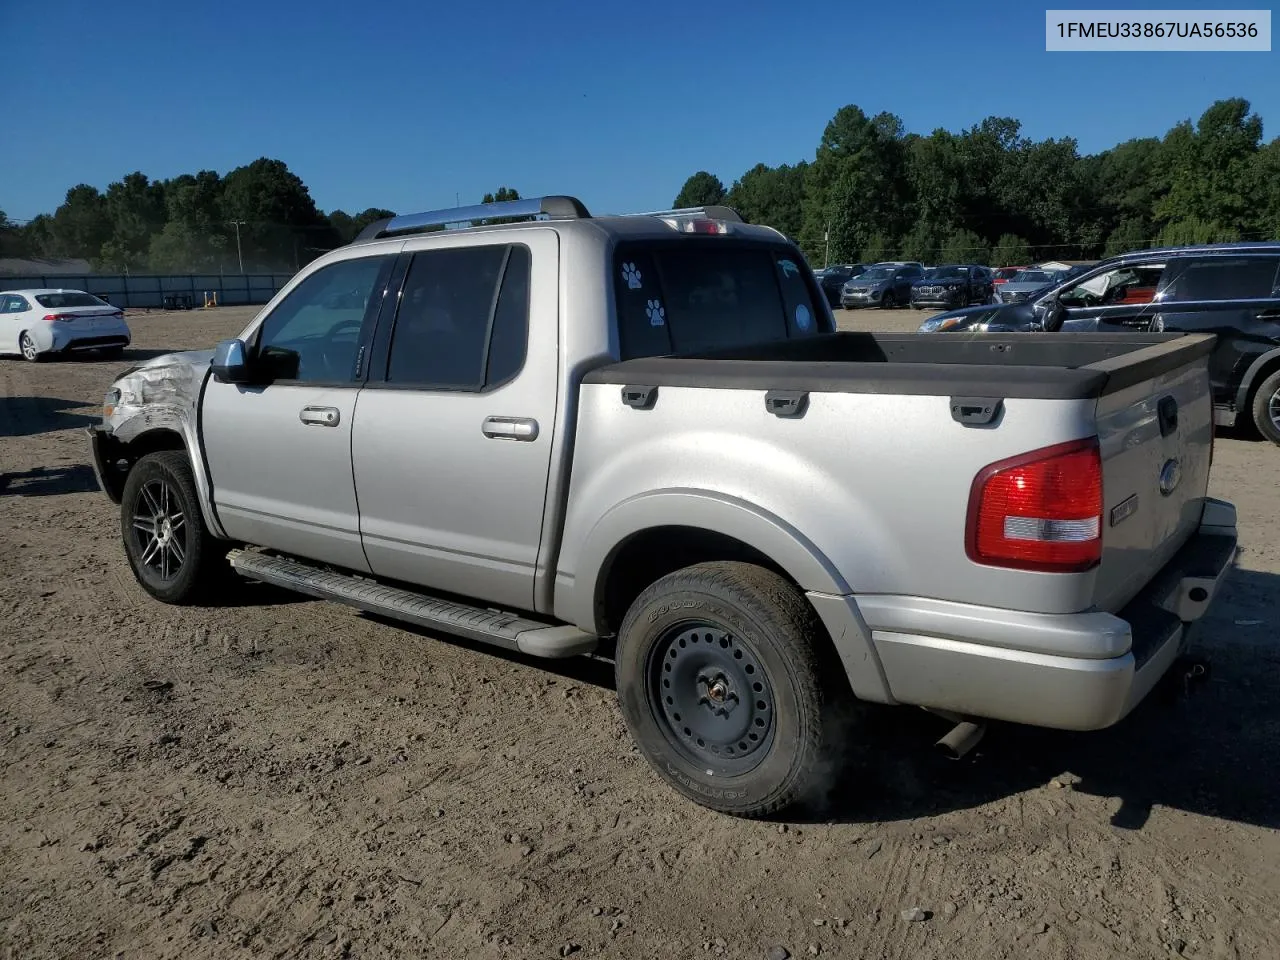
[2,306,1278,960]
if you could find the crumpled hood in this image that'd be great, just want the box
[117,348,214,382]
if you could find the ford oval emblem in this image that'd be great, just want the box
[1158,458,1182,496]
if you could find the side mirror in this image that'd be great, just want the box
[211,338,251,384]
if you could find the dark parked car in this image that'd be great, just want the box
[917,242,1280,444]
[910,264,994,309]
[841,263,924,309]
[815,263,868,308]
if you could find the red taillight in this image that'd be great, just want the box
[966,437,1103,572]
[43,313,74,323]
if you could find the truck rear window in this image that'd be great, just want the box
[614,241,826,359]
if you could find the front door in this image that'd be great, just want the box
[201,252,397,571]
[1056,261,1168,333]
[351,230,558,612]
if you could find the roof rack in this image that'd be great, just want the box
[351,196,748,244]
[355,195,592,242]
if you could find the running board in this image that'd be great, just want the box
[226,549,598,659]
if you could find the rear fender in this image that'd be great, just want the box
[1234,346,1280,413]
[560,490,894,703]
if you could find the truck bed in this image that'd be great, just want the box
[581,331,1216,400]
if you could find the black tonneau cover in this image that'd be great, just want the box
[582,332,1217,401]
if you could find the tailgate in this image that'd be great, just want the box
[1091,344,1215,612]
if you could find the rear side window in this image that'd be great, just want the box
[386,244,530,390]
[1163,258,1280,303]
[614,242,825,359]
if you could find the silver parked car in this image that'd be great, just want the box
[89,196,1236,818]
[994,269,1065,304]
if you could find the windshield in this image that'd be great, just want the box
[855,268,892,282]
[614,241,826,359]
[933,266,967,280]
[1011,270,1054,284]
[34,292,108,308]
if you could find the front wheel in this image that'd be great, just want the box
[120,451,231,604]
[615,561,851,817]
[880,290,896,309]
[1251,370,1280,446]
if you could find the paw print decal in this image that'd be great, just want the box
[621,262,643,290]
[778,259,799,278]
[645,299,666,327]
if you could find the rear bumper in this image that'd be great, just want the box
[825,499,1238,730]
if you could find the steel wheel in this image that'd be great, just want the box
[19,332,39,361]
[129,477,189,582]
[647,621,776,775]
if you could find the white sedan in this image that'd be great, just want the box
[1,288,131,362]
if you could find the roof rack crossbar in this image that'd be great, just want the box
[627,205,744,224]
[355,195,591,242]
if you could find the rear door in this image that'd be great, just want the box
[1149,255,1280,406]
[351,230,556,612]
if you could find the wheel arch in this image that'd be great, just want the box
[1235,347,1280,421]
[101,426,226,537]
[569,491,851,640]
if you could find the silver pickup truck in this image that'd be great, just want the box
[89,196,1237,817]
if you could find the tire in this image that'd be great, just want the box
[120,451,232,604]
[880,291,896,309]
[1250,370,1280,446]
[99,346,126,360]
[615,561,851,817]
[19,331,43,362]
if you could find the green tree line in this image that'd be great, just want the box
[673,96,1280,266]
[4,97,1277,273]
[1,158,396,273]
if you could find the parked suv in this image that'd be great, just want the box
[841,262,924,308]
[910,264,993,309]
[815,263,867,308]
[917,243,1280,443]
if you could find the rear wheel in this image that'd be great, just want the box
[19,332,42,362]
[615,561,851,817]
[880,290,897,309]
[1251,370,1280,446]
[120,451,232,604]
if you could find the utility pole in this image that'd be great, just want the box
[228,220,246,273]
[824,222,830,268]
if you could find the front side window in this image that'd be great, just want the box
[385,244,531,390]
[1161,257,1280,303]
[1060,264,1166,308]
[255,254,392,383]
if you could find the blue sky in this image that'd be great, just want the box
[1,0,1276,222]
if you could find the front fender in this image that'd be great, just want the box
[99,357,225,539]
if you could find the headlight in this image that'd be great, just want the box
[103,388,121,418]
[918,316,962,333]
